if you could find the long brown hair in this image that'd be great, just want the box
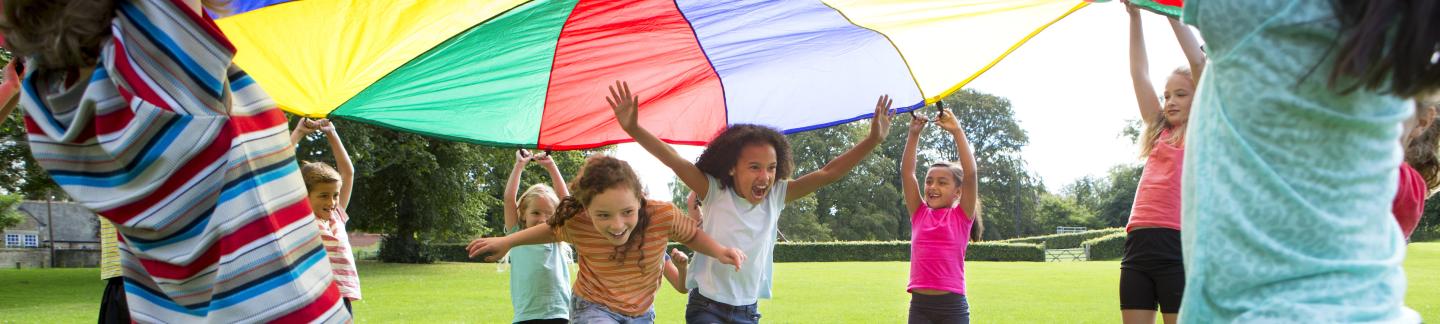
[548,155,651,269]
[1326,0,1440,98]
[1140,67,1193,157]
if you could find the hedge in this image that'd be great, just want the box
[999,227,1124,249]
[1081,232,1127,261]
[429,241,1045,263]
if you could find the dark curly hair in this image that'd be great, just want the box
[695,124,792,190]
[549,155,650,269]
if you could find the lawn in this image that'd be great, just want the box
[3,243,1436,323]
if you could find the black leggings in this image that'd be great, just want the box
[1119,228,1184,313]
[99,277,130,324]
[908,293,969,324]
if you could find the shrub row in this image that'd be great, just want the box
[1000,228,1124,249]
[1080,232,1127,261]
[428,241,1046,263]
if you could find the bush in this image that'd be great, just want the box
[1000,228,1124,249]
[1081,232,1127,261]
[428,243,472,263]
[380,235,435,263]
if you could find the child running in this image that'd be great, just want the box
[901,105,980,324]
[1178,0,1437,321]
[467,155,746,324]
[1118,2,1205,323]
[1396,94,1440,242]
[607,81,893,323]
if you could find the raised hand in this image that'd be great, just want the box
[935,105,962,134]
[869,95,895,141]
[607,81,640,131]
[316,118,336,133]
[670,248,690,265]
[908,112,930,134]
[533,151,555,169]
[515,149,533,165]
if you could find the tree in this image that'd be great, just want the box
[1035,193,1097,232]
[0,193,22,231]
[0,49,66,200]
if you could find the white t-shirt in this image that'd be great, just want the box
[685,174,788,306]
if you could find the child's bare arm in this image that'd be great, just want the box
[1168,18,1206,81]
[467,224,559,261]
[681,230,746,272]
[534,152,569,198]
[319,120,355,209]
[503,150,532,231]
[902,113,927,213]
[662,249,690,294]
[936,108,980,218]
[1125,2,1162,125]
[608,81,711,199]
[788,95,894,202]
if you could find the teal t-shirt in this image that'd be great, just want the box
[1179,0,1419,322]
[505,225,572,322]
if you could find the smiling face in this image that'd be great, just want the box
[586,185,642,246]
[307,181,341,221]
[1161,72,1196,127]
[923,166,961,208]
[731,143,778,204]
[522,197,556,228]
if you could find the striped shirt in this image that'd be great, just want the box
[99,217,122,280]
[319,208,361,300]
[18,0,347,322]
[552,200,698,317]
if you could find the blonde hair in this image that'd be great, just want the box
[1140,67,1193,157]
[516,184,560,225]
[300,161,341,191]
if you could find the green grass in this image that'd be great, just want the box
[3,243,1437,323]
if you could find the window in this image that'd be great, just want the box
[4,234,16,247]
[23,234,38,247]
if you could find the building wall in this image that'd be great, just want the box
[0,249,48,269]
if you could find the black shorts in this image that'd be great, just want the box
[1119,228,1184,313]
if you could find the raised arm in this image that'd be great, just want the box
[1125,2,1162,125]
[290,118,316,147]
[1168,18,1206,81]
[503,150,533,231]
[902,113,928,213]
[318,119,354,209]
[608,81,710,198]
[466,223,560,262]
[787,95,894,202]
[935,107,980,220]
[533,152,570,198]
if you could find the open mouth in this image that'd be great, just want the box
[750,185,769,199]
[608,230,627,241]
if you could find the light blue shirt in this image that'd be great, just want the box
[1180,0,1419,321]
[686,175,788,306]
[505,225,572,322]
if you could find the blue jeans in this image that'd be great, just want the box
[570,296,654,324]
[908,293,968,324]
[685,290,761,324]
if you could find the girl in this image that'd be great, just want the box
[1397,95,1440,241]
[607,81,893,323]
[292,118,362,314]
[1178,0,1437,321]
[1118,2,1205,323]
[467,155,746,324]
[901,106,980,324]
[500,149,573,324]
[1,0,347,321]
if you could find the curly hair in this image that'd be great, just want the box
[695,124,793,190]
[1406,99,1440,192]
[549,155,650,269]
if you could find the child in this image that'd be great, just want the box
[467,155,746,323]
[901,106,980,324]
[607,81,893,323]
[1118,2,1205,323]
[292,118,362,314]
[501,149,573,324]
[1396,94,1440,241]
[1178,0,1437,321]
[1,0,347,321]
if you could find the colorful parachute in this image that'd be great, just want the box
[217,0,1093,150]
[1085,0,1184,18]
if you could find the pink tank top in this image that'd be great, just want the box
[1128,129,1184,232]
[1392,163,1426,239]
[908,205,973,295]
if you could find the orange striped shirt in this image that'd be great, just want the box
[552,200,698,317]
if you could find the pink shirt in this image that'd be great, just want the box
[1128,129,1184,232]
[1393,163,1426,240]
[908,205,974,295]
